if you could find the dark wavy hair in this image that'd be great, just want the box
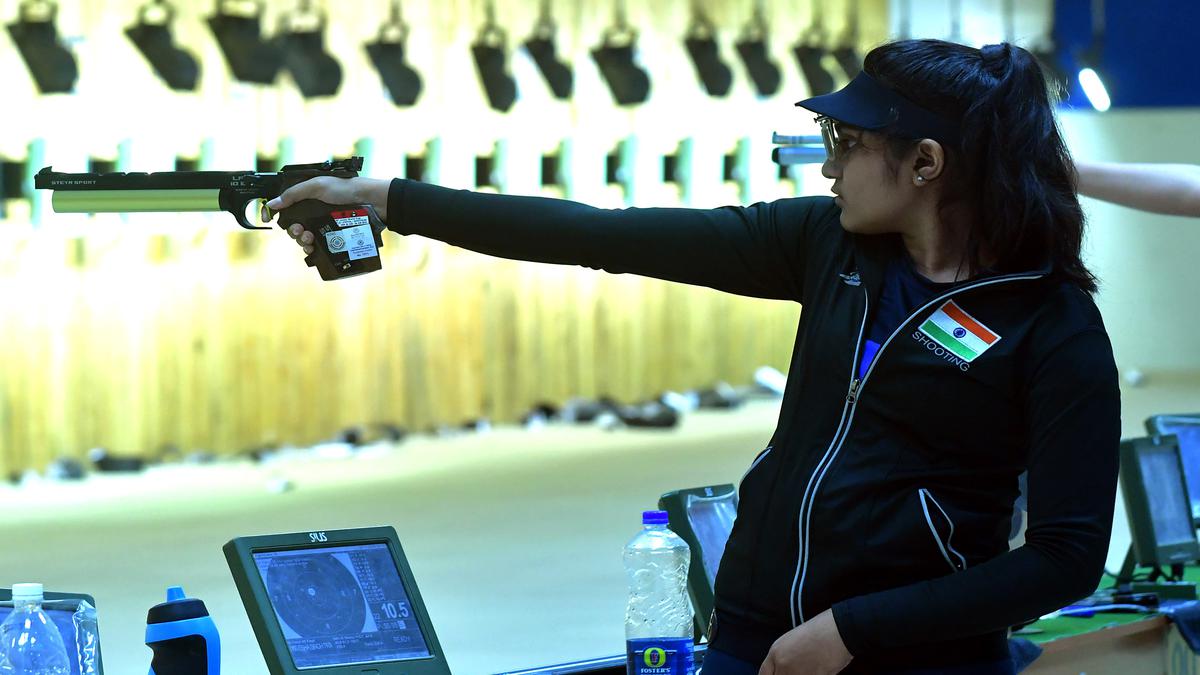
[863,39,1096,293]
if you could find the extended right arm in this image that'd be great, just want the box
[274,176,838,301]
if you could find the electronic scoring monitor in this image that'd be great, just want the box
[224,526,450,675]
[658,483,738,638]
[1119,435,1200,569]
[1146,414,1200,524]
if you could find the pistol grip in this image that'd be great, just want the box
[277,200,386,281]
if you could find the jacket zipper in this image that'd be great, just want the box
[789,270,1044,625]
[919,488,968,573]
[846,378,861,404]
[790,288,870,626]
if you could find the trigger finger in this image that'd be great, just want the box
[288,224,303,238]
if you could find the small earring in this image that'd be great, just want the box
[916,175,926,183]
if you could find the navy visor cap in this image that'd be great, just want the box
[795,71,961,146]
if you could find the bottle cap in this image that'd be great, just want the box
[10,583,43,603]
[148,586,210,625]
[642,510,669,525]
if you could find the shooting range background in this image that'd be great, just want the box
[0,0,1197,673]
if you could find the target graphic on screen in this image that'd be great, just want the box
[264,553,367,638]
[251,542,434,668]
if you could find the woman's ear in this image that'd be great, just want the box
[911,139,945,184]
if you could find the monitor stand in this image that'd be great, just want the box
[1113,544,1198,600]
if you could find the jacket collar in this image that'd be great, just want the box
[851,232,1053,304]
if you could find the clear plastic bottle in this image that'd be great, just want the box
[0,583,71,675]
[624,510,694,675]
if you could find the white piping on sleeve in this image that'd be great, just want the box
[739,446,775,486]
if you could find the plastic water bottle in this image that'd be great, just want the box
[0,583,71,675]
[624,510,694,675]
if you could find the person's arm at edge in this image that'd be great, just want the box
[1076,161,1200,217]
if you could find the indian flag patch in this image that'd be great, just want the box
[918,301,1000,363]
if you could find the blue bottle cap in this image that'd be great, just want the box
[642,510,669,525]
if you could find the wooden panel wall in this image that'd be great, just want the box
[0,0,904,474]
[0,228,804,473]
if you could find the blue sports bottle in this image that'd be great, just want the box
[146,586,220,675]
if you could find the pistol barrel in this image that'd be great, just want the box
[33,158,364,230]
[50,189,223,213]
